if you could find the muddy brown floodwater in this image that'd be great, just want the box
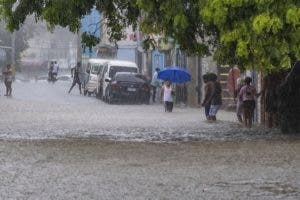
[0,80,299,199]
[0,139,299,200]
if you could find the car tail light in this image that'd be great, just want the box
[111,82,121,90]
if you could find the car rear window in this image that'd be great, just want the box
[109,66,138,78]
[115,74,146,83]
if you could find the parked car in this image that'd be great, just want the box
[97,60,139,100]
[104,72,150,104]
[83,59,108,96]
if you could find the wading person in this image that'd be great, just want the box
[161,80,174,112]
[236,77,245,123]
[48,61,54,82]
[151,68,160,103]
[239,77,258,128]
[68,63,82,94]
[202,74,213,120]
[208,73,222,121]
[2,64,13,97]
[52,61,59,82]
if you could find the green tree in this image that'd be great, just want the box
[1,0,299,70]
[136,0,215,56]
[0,0,140,48]
[201,0,300,72]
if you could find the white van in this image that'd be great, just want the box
[83,59,108,96]
[98,60,139,100]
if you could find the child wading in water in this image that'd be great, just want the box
[161,80,175,112]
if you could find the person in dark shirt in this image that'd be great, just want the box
[202,74,213,120]
[208,73,222,121]
[68,62,82,94]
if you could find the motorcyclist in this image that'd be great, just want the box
[52,61,59,82]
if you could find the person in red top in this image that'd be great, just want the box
[239,77,259,128]
[227,66,240,97]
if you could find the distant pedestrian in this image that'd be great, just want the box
[236,77,245,123]
[48,61,54,82]
[208,73,222,121]
[52,61,59,82]
[161,80,175,112]
[202,74,213,120]
[68,63,82,94]
[151,68,161,103]
[239,77,258,128]
[2,64,13,97]
[227,66,241,97]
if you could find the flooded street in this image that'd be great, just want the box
[0,80,299,199]
[1,140,299,199]
[0,80,296,142]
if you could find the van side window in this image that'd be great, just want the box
[102,65,108,78]
[86,63,91,73]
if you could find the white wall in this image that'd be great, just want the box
[117,48,136,63]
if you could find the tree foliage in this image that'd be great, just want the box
[0,0,299,71]
[202,0,300,71]
[136,0,215,56]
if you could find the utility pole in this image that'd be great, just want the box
[11,32,16,65]
[77,32,82,63]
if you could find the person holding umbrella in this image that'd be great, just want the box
[161,80,175,112]
[158,66,191,112]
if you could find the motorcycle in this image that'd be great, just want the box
[48,70,57,83]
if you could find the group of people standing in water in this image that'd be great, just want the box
[202,67,294,130]
[202,72,259,128]
[202,73,223,122]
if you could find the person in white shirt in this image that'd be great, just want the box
[52,61,59,80]
[161,80,175,112]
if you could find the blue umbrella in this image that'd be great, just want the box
[158,66,191,83]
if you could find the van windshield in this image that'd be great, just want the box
[109,66,138,78]
[91,64,103,75]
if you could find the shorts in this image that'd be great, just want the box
[164,101,174,112]
[243,100,255,112]
[209,105,221,116]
